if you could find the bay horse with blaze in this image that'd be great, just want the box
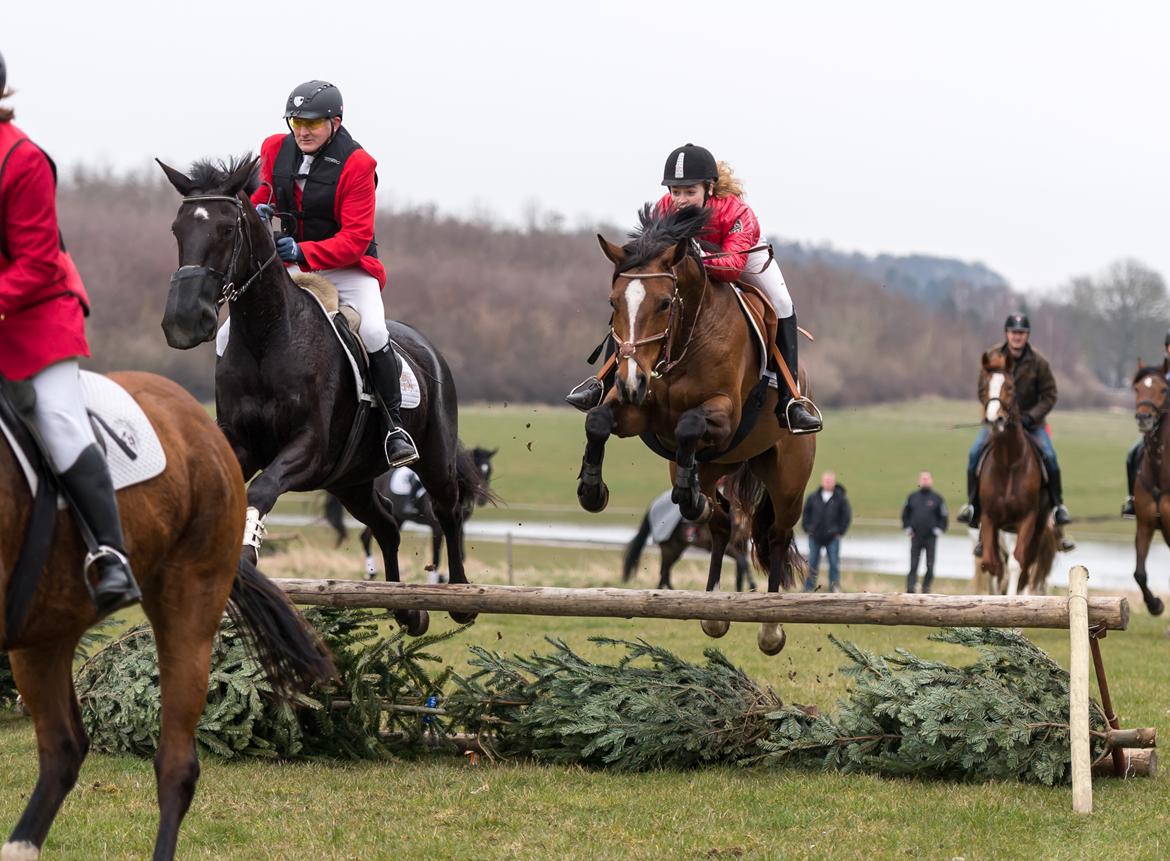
[1130,358,1170,615]
[577,205,815,654]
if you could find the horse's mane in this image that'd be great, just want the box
[186,153,260,195]
[618,203,711,273]
[1133,365,1167,385]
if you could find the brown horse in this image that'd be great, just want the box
[1130,359,1170,615]
[976,350,1054,594]
[1,371,332,861]
[576,205,815,654]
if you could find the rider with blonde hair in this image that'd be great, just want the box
[567,143,822,434]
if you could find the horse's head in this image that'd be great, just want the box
[1133,358,1170,434]
[597,204,709,405]
[471,447,498,505]
[156,154,268,349]
[980,349,1018,435]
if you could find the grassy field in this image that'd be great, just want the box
[3,399,1164,859]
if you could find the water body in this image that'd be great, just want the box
[270,513,1161,592]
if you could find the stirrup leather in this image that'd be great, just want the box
[385,427,419,468]
[785,396,823,435]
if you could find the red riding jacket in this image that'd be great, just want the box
[0,121,91,380]
[251,132,387,289]
[655,192,762,282]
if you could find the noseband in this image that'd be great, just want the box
[610,262,708,379]
[172,194,279,307]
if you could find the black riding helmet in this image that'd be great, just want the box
[662,143,718,187]
[1004,312,1030,333]
[284,80,343,120]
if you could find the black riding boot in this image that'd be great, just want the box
[775,315,822,434]
[566,336,616,412]
[58,445,142,620]
[1123,442,1142,517]
[369,343,420,468]
[957,466,980,526]
[1047,466,1071,526]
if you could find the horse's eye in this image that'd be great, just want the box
[658,298,671,312]
[217,223,233,238]
[609,298,617,309]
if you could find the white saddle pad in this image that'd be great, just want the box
[648,489,684,544]
[296,284,421,410]
[0,371,167,501]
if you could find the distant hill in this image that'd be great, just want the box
[772,239,1011,311]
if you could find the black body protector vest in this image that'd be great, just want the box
[271,125,378,259]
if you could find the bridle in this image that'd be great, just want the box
[610,258,709,379]
[171,194,279,308]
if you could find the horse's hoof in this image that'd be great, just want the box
[1149,596,1165,617]
[397,609,430,637]
[701,619,730,638]
[758,624,786,656]
[449,611,478,625]
[577,481,610,513]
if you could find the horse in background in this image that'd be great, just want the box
[325,447,497,579]
[622,489,756,591]
[159,155,479,636]
[1130,359,1170,615]
[577,205,815,654]
[975,349,1056,594]
[1,372,332,861]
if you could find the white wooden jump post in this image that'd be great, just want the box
[1068,564,1092,814]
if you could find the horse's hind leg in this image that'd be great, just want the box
[659,536,684,590]
[361,527,377,580]
[4,640,87,861]
[335,482,429,636]
[414,459,476,623]
[699,489,734,640]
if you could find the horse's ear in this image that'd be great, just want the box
[670,239,689,267]
[981,350,992,371]
[156,159,195,196]
[597,234,625,266]
[488,447,499,458]
[226,155,260,196]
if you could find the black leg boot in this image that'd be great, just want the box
[1048,466,1070,525]
[1122,443,1141,517]
[58,445,142,620]
[369,343,420,468]
[566,336,616,412]
[957,466,980,526]
[775,315,822,434]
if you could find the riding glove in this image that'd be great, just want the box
[276,235,304,264]
[1021,414,1036,431]
[256,203,274,222]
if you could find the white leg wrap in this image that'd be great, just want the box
[243,506,267,551]
[364,556,377,580]
[2,841,41,861]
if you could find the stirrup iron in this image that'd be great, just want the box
[385,427,419,468]
[83,545,130,575]
[785,396,823,435]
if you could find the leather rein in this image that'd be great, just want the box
[172,194,280,308]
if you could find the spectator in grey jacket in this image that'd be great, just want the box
[801,471,852,592]
[902,471,948,593]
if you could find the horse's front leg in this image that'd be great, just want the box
[671,398,734,522]
[577,399,620,513]
[979,516,1002,595]
[240,436,325,563]
[1134,509,1164,614]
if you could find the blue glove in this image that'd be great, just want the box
[1021,414,1036,431]
[255,203,274,222]
[275,235,303,264]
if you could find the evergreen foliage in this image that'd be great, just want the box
[1,620,115,711]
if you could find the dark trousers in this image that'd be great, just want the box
[907,532,937,593]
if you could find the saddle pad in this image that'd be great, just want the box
[732,287,773,388]
[295,282,420,410]
[648,488,684,544]
[0,371,167,500]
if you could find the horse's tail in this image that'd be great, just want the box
[323,493,347,547]
[227,556,336,701]
[622,509,654,583]
[456,444,499,512]
[724,464,802,590]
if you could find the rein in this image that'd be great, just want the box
[173,194,280,307]
[610,262,710,379]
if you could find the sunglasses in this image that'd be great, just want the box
[288,116,330,131]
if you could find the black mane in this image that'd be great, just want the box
[1133,365,1168,385]
[186,153,259,195]
[619,203,711,272]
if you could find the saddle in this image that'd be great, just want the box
[975,434,1049,486]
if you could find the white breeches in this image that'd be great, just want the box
[28,360,96,472]
[216,265,390,357]
[738,249,794,319]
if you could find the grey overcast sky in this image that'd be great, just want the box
[5,0,1168,290]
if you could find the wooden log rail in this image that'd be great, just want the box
[273,580,1129,631]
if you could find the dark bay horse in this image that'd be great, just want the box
[324,446,497,579]
[1131,359,1170,615]
[578,205,815,654]
[157,155,479,635]
[976,349,1054,594]
[622,491,756,591]
[1,371,332,861]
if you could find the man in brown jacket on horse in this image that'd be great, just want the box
[957,313,1073,551]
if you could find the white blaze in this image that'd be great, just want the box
[193,207,209,221]
[985,373,1004,421]
[624,280,645,381]
[1145,377,1154,388]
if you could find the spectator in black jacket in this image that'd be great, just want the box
[902,471,948,593]
[801,471,852,592]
